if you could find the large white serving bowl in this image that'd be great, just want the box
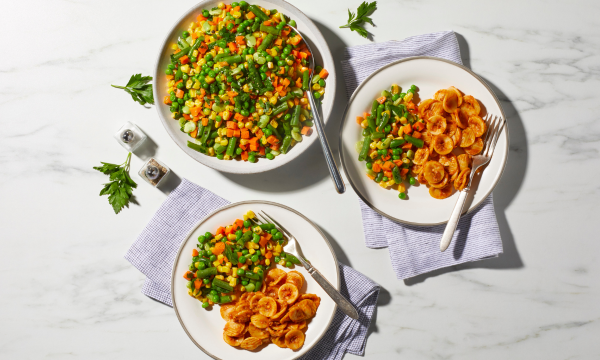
[153,0,335,174]
[171,200,339,360]
[339,57,509,226]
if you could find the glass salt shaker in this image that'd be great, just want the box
[138,157,170,187]
[113,122,147,152]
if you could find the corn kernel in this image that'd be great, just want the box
[403,92,413,102]
[361,120,369,129]
[215,137,222,144]
[278,259,286,266]
[254,267,260,273]
[300,98,308,105]
[269,120,278,128]
[300,115,306,121]
[398,183,406,193]
[369,151,378,159]
[249,248,255,255]
[205,76,215,84]
[222,267,231,274]
[240,139,249,145]
[245,121,253,129]
[218,2,225,9]
[267,62,273,69]
[251,125,259,133]
[399,117,408,124]
[265,259,271,266]
[246,210,255,219]
[193,81,201,89]
[229,278,237,287]
[186,80,193,89]
[181,64,190,73]
[312,83,321,90]
[208,147,215,156]
[391,84,400,94]
[217,254,224,260]
[185,100,194,108]
[212,261,220,267]
[261,136,267,145]
[215,275,224,280]
[220,139,228,146]
[167,80,175,87]
[231,268,238,277]
[243,84,250,92]
[275,244,282,253]
[227,233,236,240]
[260,248,265,255]
[257,108,265,115]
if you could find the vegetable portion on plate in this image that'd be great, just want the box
[164,2,329,163]
[356,84,486,199]
[183,211,300,309]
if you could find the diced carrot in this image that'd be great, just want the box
[290,35,302,46]
[318,68,329,79]
[393,160,403,167]
[402,142,413,150]
[367,174,376,180]
[180,55,189,65]
[266,135,279,144]
[384,170,393,178]
[282,27,291,36]
[265,252,272,259]
[249,143,258,151]
[300,126,312,136]
[406,101,417,114]
[176,89,184,98]
[382,161,395,171]
[227,121,238,129]
[202,118,209,126]
[256,37,262,47]
[190,129,198,138]
[259,237,268,247]
[225,225,233,235]
[403,124,412,134]
[235,219,244,228]
[372,163,382,173]
[192,249,199,257]
[400,168,409,177]
[270,143,280,151]
[299,52,308,59]
[227,91,238,98]
[246,11,255,19]
[234,112,245,121]
[197,14,207,22]
[264,20,272,26]
[183,114,191,120]
[212,242,225,255]
[241,151,249,161]
[163,96,172,105]
[295,77,303,88]
[190,107,201,117]
[376,96,386,104]
[216,226,225,236]
[412,131,422,139]
[183,271,193,280]
[192,116,199,122]
[274,38,282,46]
[194,280,201,289]
[228,42,237,52]
[227,129,234,138]
[259,147,265,156]
[165,75,174,80]
[174,48,181,54]
[356,116,364,124]
[233,129,241,138]
[382,154,391,161]
[281,78,291,88]
[255,129,264,139]
[413,121,425,131]
[198,42,208,55]
[241,129,250,139]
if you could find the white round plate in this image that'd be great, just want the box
[339,57,508,226]
[171,200,339,360]
[153,0,336,174]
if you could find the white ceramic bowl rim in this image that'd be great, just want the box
[338,56,509,226]
[170,200,340,360]
[153,0,336,174]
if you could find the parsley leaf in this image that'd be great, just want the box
[339,1,377,39]
[93,152,137,214]
[111,74,154,106]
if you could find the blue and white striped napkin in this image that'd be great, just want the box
[341,31,503,280]
[125,179,379,360]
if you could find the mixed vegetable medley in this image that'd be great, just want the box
[164,2,329,163]
[356,84,423,199]
[183,211,300,309]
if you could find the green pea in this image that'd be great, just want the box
[235,230,243,238]
[245,283,255,292]
[205,232,212,238]
[201,301,209,308]
[209,254,217,261]
[274,256,280,263]
[197,262,206,270]
[177,82,184,89]
[203,278,210,284]
[252,237,260,244]
[242,249,249,255]
[318,79,325,87]
[366,163,373,169]
[237,269,245,276]
[165,68,172,75]
[238,256,247,263]
[313,92,321,99]
[248,155,256,163]
[190,56,197,62]
[286,261,293,268]
[399,192,406,199]
[251,254,259,262]
[227,22,234,30]
[236,147,242,155]
[266,153,274,160]
[409,177,416,185]
[382,176,389,182]
[243,220,251,228]
[217,154,224,160]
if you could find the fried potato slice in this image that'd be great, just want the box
[423,161,445,184]
[464,137,483,155]
[457,154,472,171]
[443,87,459,113]
[271,335,287,348]
[266,268,287,286]
[429,184,453,199]
[223,332,244,347]
[220,304,236,322]
[459,128,476,148]
[224,321,247,337]
[286,271,304,289]
[429,172,449,189]
[248,323,270,340]
[285,330,305,351]
[278,284,300,304]
[454,169,470,191]
[433,134,454,155]
[257,297,277,318]
[240,337,263,350]
[438,153,458,175]
[413,147,430,165]
[251,314,270,329]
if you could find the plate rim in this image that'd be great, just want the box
[152,0,336,174]
[170,200,340,360]
[338,56,509,226]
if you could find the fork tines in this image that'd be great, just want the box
[483,114,506,158]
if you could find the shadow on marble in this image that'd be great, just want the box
[365,286,391,339]
[221,19,350,193]
[157,169,182,195]
[403,34,528,286]
[133,132,158,160]
[316,225,353,268]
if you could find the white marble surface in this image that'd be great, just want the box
[1,0,599,358]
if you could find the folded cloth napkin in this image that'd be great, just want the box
[125,179,380,360]
[341,31,503,280]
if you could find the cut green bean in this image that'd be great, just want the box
[281,135,292,153]
[258,34,275,51]
[404,134,424,148]
[302,70,309,91]
[212,278,234,292]
[260,24,281,36]
[196,267,217,279]
[290,105,301,127]
[187,141,206,153]
[225,137,237,157]
[358,134,371,161]
[249,5,270,21]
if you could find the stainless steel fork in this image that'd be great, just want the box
[439,115,506,252]
[253,211,359,320]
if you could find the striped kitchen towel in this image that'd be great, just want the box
[341,31,503,280]
[125,179,379,360]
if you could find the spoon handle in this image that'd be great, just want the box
[307,91,345,194]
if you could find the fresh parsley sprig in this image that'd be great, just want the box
[111,74,154,106]
[339,1,377,39]
[94,152,137,214]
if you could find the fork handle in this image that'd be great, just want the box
[299,257,359,319]
[440,188,469,252]
[306,91,345,194]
